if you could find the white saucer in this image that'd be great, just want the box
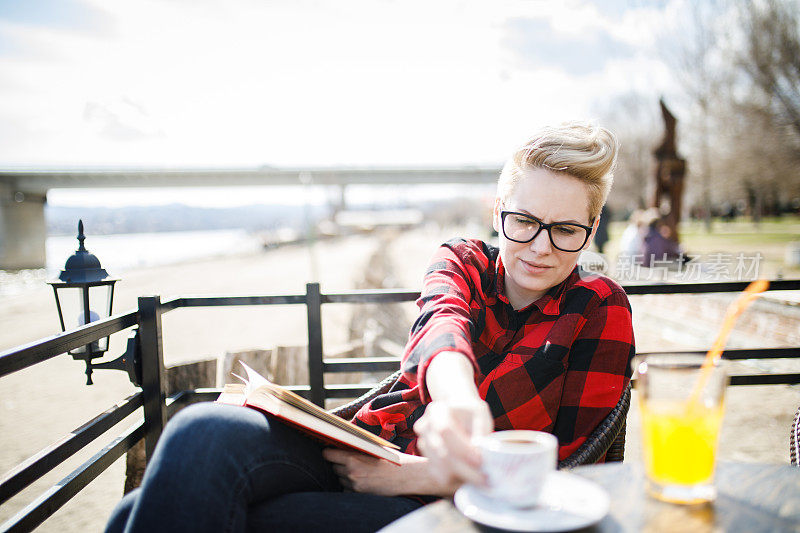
[454,471,610,532]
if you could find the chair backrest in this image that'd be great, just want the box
[330,369,402,421]
[558,383,631,469]
[791,405,800,466]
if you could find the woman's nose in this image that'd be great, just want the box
[529,228,553,254]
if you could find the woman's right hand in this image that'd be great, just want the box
[414,396,493,490]
[415,350,494,492]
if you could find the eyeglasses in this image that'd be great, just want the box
[500,210,594,252]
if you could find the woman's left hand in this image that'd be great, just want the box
[322,448,428,496]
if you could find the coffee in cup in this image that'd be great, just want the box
[476,430,558,507]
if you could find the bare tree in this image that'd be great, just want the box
[659,0,734,229]
[735,0,800,137]
[597,92,660,215]
[659,0,800,221]
[722,0,800,218]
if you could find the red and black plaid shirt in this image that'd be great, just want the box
[353,238,635,461]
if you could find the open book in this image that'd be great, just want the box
[216,362,401,465]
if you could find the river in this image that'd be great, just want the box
[1,229,263,297]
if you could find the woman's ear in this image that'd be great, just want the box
[583,215,601,250]
[492,198,502,233]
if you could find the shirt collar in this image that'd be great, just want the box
[495,254,575,316]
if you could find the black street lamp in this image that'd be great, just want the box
[48,220,119,384]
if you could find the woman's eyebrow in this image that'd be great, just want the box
[511,208,586,225]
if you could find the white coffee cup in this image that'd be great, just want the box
[477,430,558,507]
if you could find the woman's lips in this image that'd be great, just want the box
[519,259,552,274]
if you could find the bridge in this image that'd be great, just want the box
[0,166,501,269]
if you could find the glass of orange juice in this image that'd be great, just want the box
[635,354,728,504]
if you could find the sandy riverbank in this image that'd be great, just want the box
[1,226,798,531]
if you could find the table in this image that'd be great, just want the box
[378,462,800,532]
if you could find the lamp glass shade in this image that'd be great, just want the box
[51,280,115,356]
[53,286,82,332]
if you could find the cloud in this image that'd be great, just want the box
[502,16,636,76]
[0,0,677,167]
[83,97,163,141]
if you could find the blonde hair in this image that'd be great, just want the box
[497,122,619,220]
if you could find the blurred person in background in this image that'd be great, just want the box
[593,205,611,254]
[618,209,647,259]
[640,209,685,267]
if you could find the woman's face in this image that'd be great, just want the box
[493,167,597,309]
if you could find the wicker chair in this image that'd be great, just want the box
[791,405,800,466]
[331,370,631,469]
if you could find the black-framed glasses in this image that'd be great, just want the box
[500,210,594,252]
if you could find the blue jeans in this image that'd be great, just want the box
[105,403,423,533]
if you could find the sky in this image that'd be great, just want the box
[0,0,681,207]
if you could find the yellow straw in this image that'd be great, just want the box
[703,279,769,366]
[689,279,769,406]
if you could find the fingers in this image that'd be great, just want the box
[418,428,485,487]
[434,417,482,468]
[440,424,483,473]
[323,448,355,489]
[321,447,348,464]
[470,404,494,440]
[323,448,384,492]
[323,448,380,470]
[415,400,494,488]
[330,463,354,490]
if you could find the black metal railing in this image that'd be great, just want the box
[1,279,800,532]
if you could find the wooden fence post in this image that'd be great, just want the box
[138,295,167,463]
[306,283,325,406]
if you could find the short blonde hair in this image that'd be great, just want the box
[497,122,619,220]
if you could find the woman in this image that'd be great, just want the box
[618,209,646,259]
[106,122,634,532]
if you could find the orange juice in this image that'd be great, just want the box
[635,353,728,503]
[640,399,724,486]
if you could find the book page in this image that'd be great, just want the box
[238,361,269,396]
[216,383,247,406]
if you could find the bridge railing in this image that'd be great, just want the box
[1,280,800,532]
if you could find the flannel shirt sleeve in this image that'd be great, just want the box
[401,242,481,403]
[552,287,635,461]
